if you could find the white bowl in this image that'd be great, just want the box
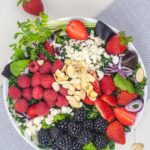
[3,17,148,149]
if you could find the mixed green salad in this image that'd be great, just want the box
[2,13,147,150]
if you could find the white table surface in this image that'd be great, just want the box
[0,0,150,150]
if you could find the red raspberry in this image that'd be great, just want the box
[22,87,32,100]
[27,104,37,118]
[41,74,55,89]
[56,95,69,107]
[15,98,29,113]
[100,75,116,95]
[32,86,44,100]
[51,60,64,74]
[17,75,31,88]
[31,72,41,87]
[59,86,68,96]
[29,61,40,73]
[35,102,49,116]
[47,101,56,108]
[44,89,58,102]
[39,60,52,74]
[44,41,55,55]
[8,86,21,100]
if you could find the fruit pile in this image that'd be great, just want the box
[38,108,109,150]
[2,14,147,150]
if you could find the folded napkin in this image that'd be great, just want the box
[96,0,150,98]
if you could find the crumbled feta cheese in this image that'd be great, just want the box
[103,52,110,59]
[61,106,73,114]
[112,55,119,64]
[33,116,44,126]
[97,70,104,80]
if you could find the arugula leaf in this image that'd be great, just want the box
[53,114,71,123]
[83,142,96,150]
[124,126,131,132]
[87,106,99,120]
[19,124,27,135]
[41,120,52,129]
[134,77,147,96]
[10,59,30,77]
[114,73,135,93]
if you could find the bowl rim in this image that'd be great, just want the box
[3,17,148,149]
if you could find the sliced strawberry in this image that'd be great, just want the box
[91,80,101,96]
[56,95,69,107]
[114,107,136,126]
[44,41,55,55]
[106,32,133,55]
[95,99,115,122]
[118,91,138,106]
[83,95,94,105]
[35,102,49,116]
[66,20,88,40]
[27,104,37,118]
[100,75,116,95]
[106,121,125,144]
[100,95,117,107]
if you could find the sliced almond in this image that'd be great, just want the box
[65,59,72,65]
[131,143,144,150]
[62,81,70,89]
[52,82,60,92]
[68,89,75,95]
[88,90,98,101]
[62,65,67,72]
[87,73,95,82]
[73,95,81,102]
[136,68,144,83]
[66,65,75,78]
[66,96,82,108]
[37,60,44,66]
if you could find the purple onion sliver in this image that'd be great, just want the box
[55,47,61,55]
[125,99,144,113]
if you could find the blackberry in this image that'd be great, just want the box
[54,135,72,150]
[49,127,61,142]
[77,129,94,145]
[94,134,109,149]
[70,140,82,150]
[93,117,108,133]
[38,128,51,146]
[83,120,94,130]
[74,108,86,122]
[57,119,69,132]
[68,122,82,137]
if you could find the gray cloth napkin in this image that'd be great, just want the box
[0,0,150,149]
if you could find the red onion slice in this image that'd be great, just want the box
[125,99,144,112]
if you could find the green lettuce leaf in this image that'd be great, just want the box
[83,142,96,150]
[114,74,135,93]
[10,59,30,77]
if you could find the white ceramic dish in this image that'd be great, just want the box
[3,17,148,149]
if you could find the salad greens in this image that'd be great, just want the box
[114,73,135,93]
[10,59,30,76]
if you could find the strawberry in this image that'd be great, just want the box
[8,86,22,100]
[100,95,117,107]
[83,95,94,105]
[56,95,69,107]
[51,60,64,74]
[39,60,52,74]
[20,0,44,16]
[95,99,115,122]
[17,75,31,88]
[15,98,29,113]
[106,121,125,144]
[22,87,32,100]
[29,61,40,73]
[114,107,136,126]
[44,41,55,56]
[38,53,47,60]
[66,20,88,40]
[91,80,101,96]
[100,75,116,95]
[47,101,56,108]
[27,104,37,118]
[35,102,49,116]
[40,74,55,89]
[44,89,58,102]
[106,32,133,55]
[32,86,44,100]
[31,72,41,87]
[118,91,138,106]
[59,86,68,96]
